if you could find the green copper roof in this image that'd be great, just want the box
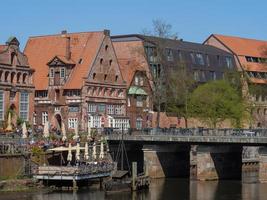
[128,86,147,95]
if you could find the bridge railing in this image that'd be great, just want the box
[104,128,267,137]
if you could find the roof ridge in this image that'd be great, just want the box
[28,30,105,39]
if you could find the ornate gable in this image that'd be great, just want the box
[47,55,75,67]
[87,36,125,85]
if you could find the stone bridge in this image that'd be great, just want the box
[106,128,267,182]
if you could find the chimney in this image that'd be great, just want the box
[65,36,71,60]
[103,29,110,36]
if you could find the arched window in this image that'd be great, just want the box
[11,52,16,66]
[100,58,103,65]
[0,71,3,82]
[11,72,16,84]
[22,73,27,84]
[109,59,112,66]
[105,45,108,51]
[17,72,21,83]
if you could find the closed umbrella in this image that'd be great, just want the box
[73,122,79,140]
[84,142,89,160]
[67,143,72,163]
[22,122,27,139]
[43,121,49,138]
[92,142,97,160]
[61,122,67,142]
[76,142,80,161]
[87,122,91,140]
[99,137,104,159]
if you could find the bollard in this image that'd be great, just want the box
[132,162,137,191]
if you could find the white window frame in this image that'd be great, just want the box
[107,104,114,115]
[50,68,54,78]
[20,92,29,121]
[42,111,48,125]
[68,118,78,129]
[0,91,4,120]
[60,67,65,78]
[88,103,97,113]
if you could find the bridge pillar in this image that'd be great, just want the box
[196,145,242,181]
[258,147,267,183]
[143,144,190,178]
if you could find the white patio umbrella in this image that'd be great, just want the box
[92,142,97,160]
[43,121,49,138]
[84,142,89,160]
[73,122,79,140]
[67,143,72,162]
[22,122,27,139]
[61,122,67,142]
[6,112,12,131]
[75,142,80,161]
[87,122,91,140]
[99,137,104,159]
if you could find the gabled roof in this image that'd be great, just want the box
[24,31,105,90]
[112,39,153,88]
[47,55,76,66]
[211,34,267,57]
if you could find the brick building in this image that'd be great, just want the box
[204,34,267,127]
[24,30,129,132]
[0,37,35,127]
[112,34,236,128]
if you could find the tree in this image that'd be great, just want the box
[165,64,195,128]
[142,19,178,128]
[189,80,245,128]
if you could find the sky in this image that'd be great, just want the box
[1,0,267,49]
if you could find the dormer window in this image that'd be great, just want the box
[50,68,54,78]
[60,67,65,78]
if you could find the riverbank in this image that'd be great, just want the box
[0,178,42,192]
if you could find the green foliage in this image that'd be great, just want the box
[189,80,245,128]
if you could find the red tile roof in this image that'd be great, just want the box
[212,34,267,80]
[24,31,105,90]
[113,40,153,88]
[213,34,267,57]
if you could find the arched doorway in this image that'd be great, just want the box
[55,114,62,129]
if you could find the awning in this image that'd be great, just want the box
[128,86,147,96]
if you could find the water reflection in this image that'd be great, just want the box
[1,179,267,200]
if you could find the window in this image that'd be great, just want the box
[92,115,101,128]
[210,71,216,80]
[136,117,143,130]
[135,76,139,85]
[107,104,114,115]
[104,74,107,81]
[93,73,96,79]
[193,70,199,81]
[98,104,106,113]
[78,58,83,64]
[114,118,129,130]
[105,45,108,51]
[127,98,131,107]
[42,112,48,125]
[146,46,157,63]
[88,103,97,113]
[206,55,210,66]
[166,48,173,61]
[115,75,118,82]
[136,96,143,107]
[33,112,36,125]
[60,68,65,78]
[140,77,144,86]
[225,56,233,69]
[64,90,80,97]
[196,53,205,65]
[35,90,48,98]
[20,92,29,120]
[109,60,112,66]
[68,118,78,129]
[190,53,196,64]
[55,107,60,112]
[0,91,4,120]
[50,68,54,78]
[100,58,103,65]
[115,105,122,115]
[68,106,79,112]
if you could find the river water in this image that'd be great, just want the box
[1,179,267,200]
